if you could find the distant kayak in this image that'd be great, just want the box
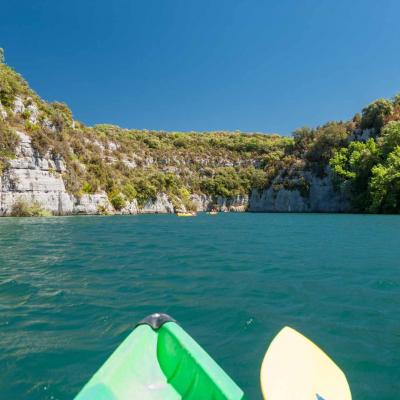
[75,313,245,400]
[176,212,197,217]
[207,211,218,215]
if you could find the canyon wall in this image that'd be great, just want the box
[0,132,349,215]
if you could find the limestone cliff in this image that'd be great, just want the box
[0,58,375,216]
[0,100,350,215]
[0,129,249,215]
[0,131,73,215]
[0,130,113,215]
[248,169,350,213]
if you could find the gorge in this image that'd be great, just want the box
[1,53,400,216]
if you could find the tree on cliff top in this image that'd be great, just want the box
[361,99,393,131]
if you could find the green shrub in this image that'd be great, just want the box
[369,147,400,213]
[43,102,73,132]
[378,121,400,156]
[0,62,34,108]
[30,130,52,156]
[0,120,19,174]
[11,200,51,217]
[393,93,400,108]
[330,139,380,210]
[82,181,95,194]
[200,167,262,198]
[122,183,137,201]
[239,166,267,190]
[306,123,349,176]
[109,191,126,210]
[293,127,315,154]
[361,99,393,131]
[0,120,19,156]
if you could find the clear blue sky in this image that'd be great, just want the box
[2,0,400,135]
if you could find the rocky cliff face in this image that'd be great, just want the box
[121,193,175,215]
[0,133,177,216]
[190,194,248,212]
[0,85,352,216]
[0,131,250,215]
[3,57,399,216]
[0,130,115,216]
[0,131,74,215]
[248,169,350,212]
[0,130,349,215]
[0,96,256,215]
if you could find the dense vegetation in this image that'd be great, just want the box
[330,120,400,212]
[1,49,400,213]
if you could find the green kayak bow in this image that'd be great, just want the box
[75,313,245,400]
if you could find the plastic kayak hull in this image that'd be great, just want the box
[75,313,245,400]
[260,326,351,400]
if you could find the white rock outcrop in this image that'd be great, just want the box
[8,96,39,124]
[121,194,178,215]
[0,100,7,119]
[139,193,175,214]
[73,193,113,214]
[0,131,74,215]
[0,131,114,216]
[190,194,212,211]
[13,97,25,115]
[190,193,248,212]
[121,199,139,215]
[216,195,248,212]
[26,101,39,124]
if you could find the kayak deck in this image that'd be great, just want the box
[75,314,245,400]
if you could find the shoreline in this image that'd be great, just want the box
[1,210,397,218]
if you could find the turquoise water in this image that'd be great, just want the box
[0,213,399,399]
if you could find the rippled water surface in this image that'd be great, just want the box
[0,213,399,399]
